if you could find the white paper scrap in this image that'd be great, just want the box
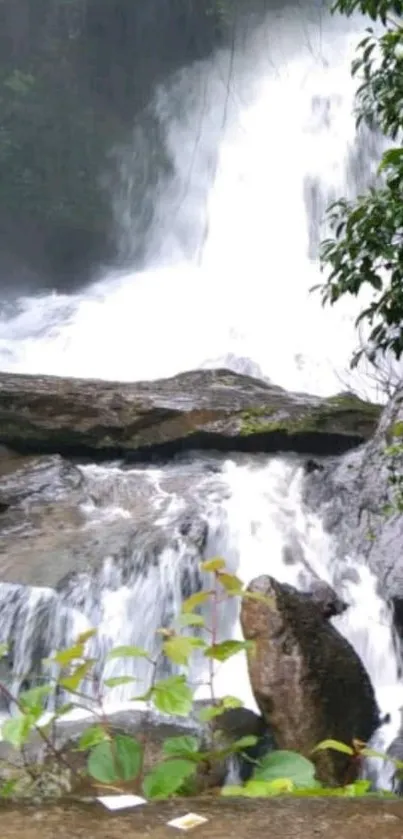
[97,795,147,811]
[167,813,208,831]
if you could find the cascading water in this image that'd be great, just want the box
[0,5,385,393]
[0,0,402,789]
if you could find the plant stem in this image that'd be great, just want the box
[0,682,80,781]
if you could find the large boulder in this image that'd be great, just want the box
[0,369,380,459]
[240,575,380,786]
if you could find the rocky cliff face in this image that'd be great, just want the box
[304,384,403,610]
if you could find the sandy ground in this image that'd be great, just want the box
[1,797,403,839]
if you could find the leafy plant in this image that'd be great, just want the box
[0,557,401,801]
[317,0,403,368]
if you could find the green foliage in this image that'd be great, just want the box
[87,734,142,784]
[2,716,33,750]
[200,557,227,572]
[142,759,197,799]
[151,675,193,717]
[77,725,109,751]
[198,695,243,723]
[182,591,212,612]
[162,736,200,759]
[318,0,403,365]
[313,738,354,756]
[162,634,206,666]
[204,640,254,662]
[252,750,319,788]
[106,645,150,661]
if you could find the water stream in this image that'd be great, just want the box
[0,0,402,787]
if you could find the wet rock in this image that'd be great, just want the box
[387,728,403,795]
[0,453,219,588]
[0,455,83,507]
[240,575,380,786]
[304,458,325,474]
[305,579,348,619]
[303,384,403,605]
[0,368,380,459]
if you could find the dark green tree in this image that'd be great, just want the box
[318,0,403,366]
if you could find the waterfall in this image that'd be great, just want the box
[0,0,402,790]
[1,455,400,713]
[0,4,386,395]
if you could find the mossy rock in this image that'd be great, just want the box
[0,369,382,459]
[238,392,381,441]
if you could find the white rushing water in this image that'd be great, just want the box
[0,0,402,788]
[0,4,385,396]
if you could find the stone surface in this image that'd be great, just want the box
[1,798,403,839]
[0,452,219,587]
[0,369,381,459]
[303,383,403,604]
[240,575,380,786]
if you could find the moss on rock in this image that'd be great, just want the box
[0,369,382,459]
[239,393,380,440]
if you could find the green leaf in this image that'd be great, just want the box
[204,640,254,662]
[87,734,142,783]
[19,684,52,713]
[240,590,274,606]
[342,780,372,797]
[163,635,206,666]
[253,750,318,788]
[176,613,205,628]
[0,779,18,798]
[198,696,243,722]
[391,421,403,438]
[52,644,84,667]
[2,715,33,749]
[106,645,150,660]
[232,735,258,751]
[75,628,97,645]
[222,778,295,797]
[200,558,227,572]
[182,591,212,613]
[104,676,138,689]
[59,660,95,692]
[218,573,243,593]
[379,147,403,172]
[152,675,193,717]
[222,695,244,709]
[0,643,8,659]
[162,736,200,759]
[78,725,109,751]
[142,759,196,799]
[312,739,354,757]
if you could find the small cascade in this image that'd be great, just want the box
[0,454,402,792]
